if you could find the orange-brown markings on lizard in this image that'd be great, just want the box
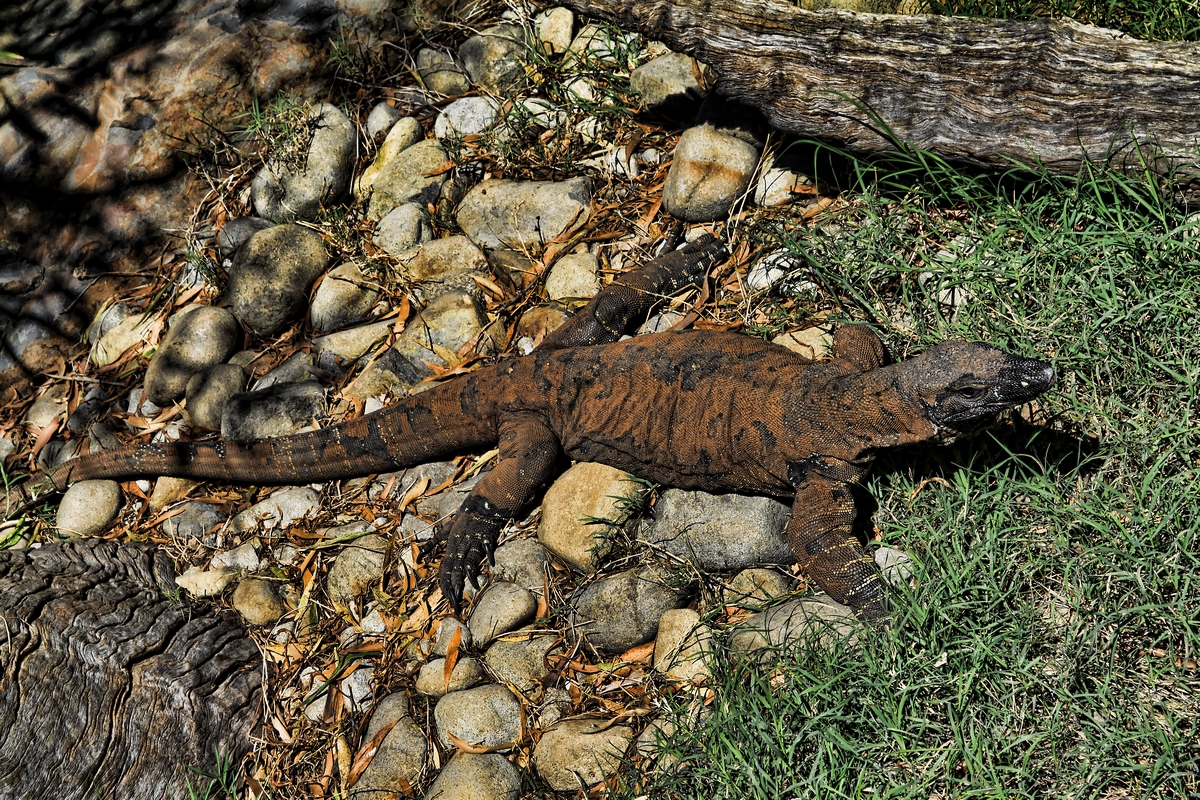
[49,234,1054,620]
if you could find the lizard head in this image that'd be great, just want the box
[901,341,1055,441]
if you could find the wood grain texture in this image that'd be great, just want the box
[0,541,260,800]
[562,0,1200,191]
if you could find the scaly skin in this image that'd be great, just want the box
[50,233,1055,619]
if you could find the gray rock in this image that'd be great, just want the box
[545,252,600,300]
[636,309,684,335]
[875,546,914,588]
[755,166,814,207]
[143,305,241,405]
[162,501,229,546]
[327,532,388,608]
[433,684,523,750]
[24,388,67,430]
[364,139,449,222]
[434,97,500,140]
[416,656,486,697]
[224,223,331,337]
[232,578,284,626]
[309,263,380,331]
[728,595,858,655]
[457,177,592,251]
[569,567,687,653]
[229,487,321,535]
[221,380,325,442]
[493,538,549,592]
[458,24,527,94]
[211,540,261,572]
[724,568,794,608]
[366,102,404,139]
[416,48,471,97]
[484,627,560,691]
[629,52,704,117]
[746,250,806,294]
[663,125,760,222]
[566,23,637,66]
[366,693,410,740]
[537,462,639,572]
[251,103,357,223]
[357,117,423,199]
[340,662,375,712]
[56,480,120,537]
[532,718,633,792]
[406,290,503,358]
[313,320,391,365]
[0,259,43,295]
[373,203,433,258]
[653,607,713,683]
[397,235,489,286]
[421,752,520,800]
[434,617,473,656]
[355,700,429,796]
[252,350,314,390]
[216,217,274,259]
[468,582,538,646]
[642,489,792,571]
[0,437,15,464]
[535,7,574,55]
[89,305,162,368]
[184,363,246,430]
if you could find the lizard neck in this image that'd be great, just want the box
[829,363,940,456]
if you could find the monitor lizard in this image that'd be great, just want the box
[46,234,1055,619]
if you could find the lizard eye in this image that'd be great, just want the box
[958,386,984,399]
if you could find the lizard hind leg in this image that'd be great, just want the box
[437,415,563,614]
[831,324,887,372]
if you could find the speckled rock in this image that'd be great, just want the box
[663,125,760,222]
[724,568,794,608]
[653,608,714,683]
[755,166,815,207]
[416,657,486,697]
[629,52,704,117]
[484,627,561,691]
[545,251,600,300]
[221,380,325,442]
[366,102,403,139]
[324,531,388,609]
[373,203,433,258]
[875,546,914,588]
[493,538,550,592]
[434,96,501,139]
[224,223,331,337]
[162,500,229,546]
[251,103,357,223]
[184,363,246,430]
[143,305,241,405]
[641,489,792,571]
[357,116,423,198]
[356,693,430,796]
[365,138,450,222]
[434,684,523,750]
[468,582,538,646]
[228,487,321,536]
[535,7,574,55]
[232,578,285,626]
[456,177,592,251]
[309,262,380,331]
[421,753,521,800]
[569,566,687,653]
[434,617,473,655]
[458,24,527,94]
[538,462,639,572]
[313,320,391,366]
[416,48,471,96]
[216,217,274,259]
[532,718,633,791]
[397,235,489,289]
[728,595,858,654]
[56,480,120,537]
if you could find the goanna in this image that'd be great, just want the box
[49,234,1055,619]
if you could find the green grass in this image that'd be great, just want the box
[927,0,1200,41]
[617,147,1200,798]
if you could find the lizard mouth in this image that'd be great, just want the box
[933,357,1055,430]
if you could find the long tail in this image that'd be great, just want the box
[49,378,499,491]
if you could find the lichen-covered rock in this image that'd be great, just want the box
[355,692,429,796]
[326,532,388,609]
[538,462,639,572]
[653,608,714,683]
[357,116,423,198]
[421,753,521,800]
[416,48,472,96]
[569,566,687,653]
[532,718,633,791]
[309,262,380,331]
[545,251,600,300]
[485,627,561,691]
[224,224,331,337]
[456,178,592,251]
[56,480,120,537]
[216,217,274,259]
[221,381,325,442]
[458,24,527,94]
[467,582,538,646]
[184,364,246,430]
[728,595,859,655]
[364,139,450,222]
[251,103,357,223]
[641,489,792,571]
[433,684,523,750]
[373,203,433,258]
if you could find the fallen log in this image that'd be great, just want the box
[0,541,260,800]
[563,0,1200,195]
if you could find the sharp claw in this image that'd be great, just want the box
[484,536,496,566]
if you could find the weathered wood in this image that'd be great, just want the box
[563,0,1200,192]
[0,541,260,800]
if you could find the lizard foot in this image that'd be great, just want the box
[437,509,503,615]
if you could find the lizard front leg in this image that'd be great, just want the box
[830,324,887,372]
[538,233,728,350]
[438,414,562,614]
[786,460,888,620]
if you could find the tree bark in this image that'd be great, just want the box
[0,541,260,800]
[563,0,1200,194]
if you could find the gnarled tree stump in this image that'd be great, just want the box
[563,0,1200,195]
[0,541,260,800]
